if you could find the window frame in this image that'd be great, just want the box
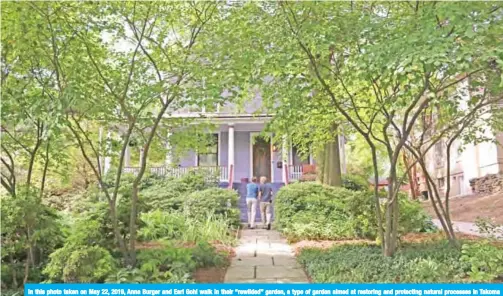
[291,143,313,166]
[196,133,219,167]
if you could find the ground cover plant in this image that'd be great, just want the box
[297,239,503,283]
[274,182,435,241]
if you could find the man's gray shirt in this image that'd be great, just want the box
[259,183,273,202]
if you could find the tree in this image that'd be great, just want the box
[404,76,503,245]
[2,1,227,267]
[277,1,502,255]
[213,1,502,255]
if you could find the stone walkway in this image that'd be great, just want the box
[224,227,309,283]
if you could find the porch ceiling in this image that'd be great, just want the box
[164,112,272,122]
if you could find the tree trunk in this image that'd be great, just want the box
[411,162,418,198]
[40,140,51,197]
[403,152,416,199]
[417,157,458,247]
[323,143,330,184]
[384,166,399,257]
[26,148,39,188]
[23,249,31,284]
[327,135,342,187]
[370,144,385,253]
[317,145,325,183]
[10,254,17,288]
[109,201,131,263]
[128,184,140,266]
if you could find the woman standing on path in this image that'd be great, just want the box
[246,177,259,229]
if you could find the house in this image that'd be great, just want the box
[420,131,503,197]
[418,80,503,198]
[121,95,347,191]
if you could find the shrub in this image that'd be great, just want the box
[138,211,187,241]
[43,218,117,283]
[140,170,218,212]
[44,245,116,283]
[298,241,465,283]
[140,179,189,212]
[180,169,219,190]
[1,189,65,288]
[398,196,437,233]
[273,182,327,230]
[274,182,434,241]
[191,241,227,268]
[136,242,196,281]
[460,240,503,282]
[138,210,236,245]
[106,241,224,283]
[342,174,369,191]
[274,182,375,240]
[183,188,240,227]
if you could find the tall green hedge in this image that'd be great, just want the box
[183,188,240,227]
[274,182,435,241]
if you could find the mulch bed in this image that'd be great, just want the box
[193,257,231,283]
[291,232,503,255]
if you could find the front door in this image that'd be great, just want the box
[252,135,271,181]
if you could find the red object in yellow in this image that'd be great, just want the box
[302,164,316,174]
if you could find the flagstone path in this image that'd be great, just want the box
[224,227,309,283]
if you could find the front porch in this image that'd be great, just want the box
[118,118,341,186]
[123,164,312,184]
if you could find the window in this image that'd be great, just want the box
[292,144,311,166]
[197,134,218,166]
[438,177,445,189]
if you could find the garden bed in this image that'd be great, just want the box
[295,236,503,283]
[193,255,231,283]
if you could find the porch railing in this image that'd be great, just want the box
[289,164,317,182]
[123,165,229,182]
[289,165,303,181]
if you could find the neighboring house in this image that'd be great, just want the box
[421,131,503,197]
[122,95,347,189]
[419,80,503,197]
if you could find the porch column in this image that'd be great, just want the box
[104,130,112,175]
[165,129,173,167]
[282,135,289,184]
[228,124,235,181]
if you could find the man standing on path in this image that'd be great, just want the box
[246,177,259,229]
[258,176,273,230]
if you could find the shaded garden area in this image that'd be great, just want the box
[2,0,503,289]
[2,171,239,290]
[273,181,503,283]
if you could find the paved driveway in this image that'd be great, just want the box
[432,219,503,239]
